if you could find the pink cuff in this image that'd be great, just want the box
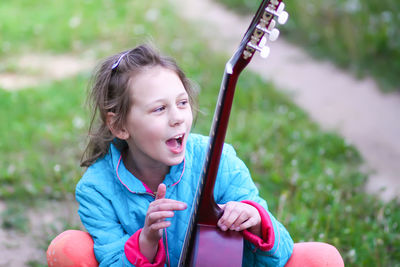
[241,200,275,251]
[124,229,166,267]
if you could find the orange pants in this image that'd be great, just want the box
[47,230,344,267]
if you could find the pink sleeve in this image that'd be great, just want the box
[240,200,275,251]
[124,229,166,267]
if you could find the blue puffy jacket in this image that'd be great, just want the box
[76,133,293,266]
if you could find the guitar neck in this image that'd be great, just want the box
[197,64,241,224]
[178,67,241,267]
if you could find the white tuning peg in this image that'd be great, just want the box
[277,2,285,14]
[265,4,289,25]
[268,19,276,31]
[268,28,280,41]
[259,36,267,48]
[247,38,271,59]
[260,46,270,58]
[278,11,289,24]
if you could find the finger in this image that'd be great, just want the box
[230,212,250,231]
[217,203,232,228]
[155,183,166,200]
[148,220,171,232]
[146,211,175,225]
[148,199,187,212]
[222,209,242,230]
[237,217,258,231]
[219,202,238,222]
[218,202,240,230]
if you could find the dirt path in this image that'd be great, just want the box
[171,0,400,201]
[0,53,95,91]
[0,200,81,266]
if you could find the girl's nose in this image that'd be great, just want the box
[169,106,184,126]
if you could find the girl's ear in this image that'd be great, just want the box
[106,112,130,140]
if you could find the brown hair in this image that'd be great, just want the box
[81,44,198,167]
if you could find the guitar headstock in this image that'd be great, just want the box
[228,0,288,73]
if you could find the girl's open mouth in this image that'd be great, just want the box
[166,134,184,154]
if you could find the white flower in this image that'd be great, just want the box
[7,164,16,175]
[381,11,392,23]
[343,0,361,14]
[325,167,333,177]
[145,9,159,22]
[348,249,356,260]
[69,16,81,28]
[54,164,61,173]
[133,24,145,35]
[73,116,85,129]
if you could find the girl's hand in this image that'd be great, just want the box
[139,183,187,262]
[217,201,261,237]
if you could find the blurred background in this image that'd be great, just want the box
[0,0,399,266]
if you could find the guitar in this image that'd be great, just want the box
[178,1,288,266]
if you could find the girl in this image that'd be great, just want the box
[47,44,343,267]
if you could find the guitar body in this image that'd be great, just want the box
[178,0,288,265]
[182,182,244,266]
[190,225,243,267]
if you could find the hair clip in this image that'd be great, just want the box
[111,51,130,70]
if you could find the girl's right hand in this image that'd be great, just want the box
[139,183,187,261]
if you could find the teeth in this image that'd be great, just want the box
[175,134,183,139]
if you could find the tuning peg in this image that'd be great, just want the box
[256,23,280,42]
[260,46,270,58]
[268,28,280,41]
[246,41,270,59]
[259,36,267,48]
[277,11,289,24]
[268,19,276,31]
[277,2,285,14]
[265,4,289,25]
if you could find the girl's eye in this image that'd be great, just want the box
[153,106,165,113]
[178,99,189,107]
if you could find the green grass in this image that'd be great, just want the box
[0,0,399,266]
[0,77,88,200]
[0,0,139,55]
[216,0,400,92]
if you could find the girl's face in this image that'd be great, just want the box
[123,66,193,168]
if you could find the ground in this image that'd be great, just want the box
[0,200,81,266]
[0,0,399,265]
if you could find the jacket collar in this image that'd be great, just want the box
[109,142,185,194]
